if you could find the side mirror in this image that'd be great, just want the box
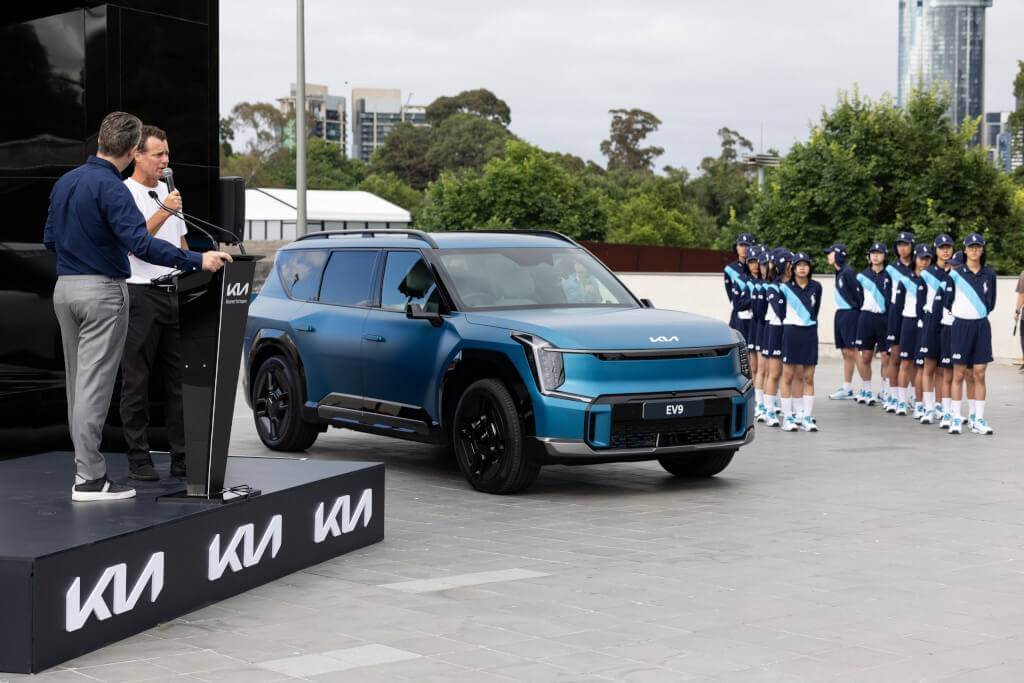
[405,302,443,327]
[640,298,655,309]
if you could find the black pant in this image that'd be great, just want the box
[120,284,185,465]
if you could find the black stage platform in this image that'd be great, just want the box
[0,452,385,674]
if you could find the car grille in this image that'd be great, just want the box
[609,415,727,450]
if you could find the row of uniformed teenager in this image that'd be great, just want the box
[725,231,997,436]
[725,233,822,432]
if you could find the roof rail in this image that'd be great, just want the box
[294,229,439,249]
[445,229,580,246]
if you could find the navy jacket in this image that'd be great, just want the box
[781,279,822,327]
[43,156,202,278]
[833,265,863,311]
[948,265,997,320]
[856,267,891,314]
[885,260,914,339]
[723,260,748,313]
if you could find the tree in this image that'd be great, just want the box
[419,140,607,240]
[229,102,288,159]
[749,89,1024,273]
[219,116,235,157]
[599,109,664,174]
[358,173,424,222]
[370,122,435,190]
[1009,60,1024,186]
[426,88,512,127]
[305,138,368,190]
[606,194,696,247]
[690,127,755,229]
[425,113,511,175]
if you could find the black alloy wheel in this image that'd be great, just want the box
[252,356,319,451]
[452,379,539,494]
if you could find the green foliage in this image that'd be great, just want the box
[690,127,755,229]
[425,113,511,176]
[369,122,435,190]
[228,102,287,159]
[606,194,695,247]
[426,88,512,127]
[419,140,607,240]
[600,109,664,174]
[358,172,424,221]
[749,89,1024,273]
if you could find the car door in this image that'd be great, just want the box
[291,248,380,412]
[361,249,457,425]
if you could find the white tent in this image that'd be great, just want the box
[244,188,412,241]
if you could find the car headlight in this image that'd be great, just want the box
[512,332,565,393]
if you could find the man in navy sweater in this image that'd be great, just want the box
[44,112,233,501]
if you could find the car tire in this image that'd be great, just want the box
[252,355,319,452]
[452,378,539,494]
[658,450,735,478]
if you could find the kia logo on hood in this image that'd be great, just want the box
[649,335,679,343]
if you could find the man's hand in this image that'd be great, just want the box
[201,250,233,272]
[163,190,182,213]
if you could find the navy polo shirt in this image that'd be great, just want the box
[43,155,202,278]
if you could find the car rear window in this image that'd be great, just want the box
[277,249,328,301]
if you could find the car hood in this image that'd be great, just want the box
[464,307,738,350]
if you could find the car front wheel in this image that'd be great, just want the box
[252,355,320,452]
[452,378,539,494]
[658,450,735,478]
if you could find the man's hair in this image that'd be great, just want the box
[136,125,167,153]
[97,112,142,157]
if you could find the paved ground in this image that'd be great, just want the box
[13,360,1024,682]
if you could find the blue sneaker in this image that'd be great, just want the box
[828,388,854,400]
[895,401,908,416]
[940,412,951,429]
[971,418,993,435]
[781,414,799,432]
[949,417,963,435]
[800,416,819,432]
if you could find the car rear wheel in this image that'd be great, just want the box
[252,356,319,452]
[658,450,735,478]
[452,379,539,494]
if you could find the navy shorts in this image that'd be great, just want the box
[951,318,992,366]
[939,325,954,369]
[754,320,768,354]
[764,325,783,358]
[888,315,902,346]
[782,325,819,366]
[731,316,751,349]
[898,318,920,361]
[856,312,888,353]
[914,318,940,365]
[834,310,859,349]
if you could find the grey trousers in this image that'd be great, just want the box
[53,276,129,482]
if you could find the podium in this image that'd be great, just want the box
[164,254,263,500]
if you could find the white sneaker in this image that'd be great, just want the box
[968,414,976,431]
[781,414,799,432]
[800,416,819,432]
[971,418,993,435]
[939,413,951,430]
[863,391,877,406]
[919,410,934,425]
[949,417,963,435]
[912,403,925,420]
[828,388,854,400]
[895,401,908,416]
[764,413,781,427]
[71,476,136,502]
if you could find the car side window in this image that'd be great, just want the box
[381,251,441,313]
[277,249,328,301]
[318,250,378,307]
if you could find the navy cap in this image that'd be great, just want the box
[757,247,772,263]
[736,232,756,246]
[792,251,812,267]
[823,243,847,257]
[745,246,760,262]
[913,244,933,259]
[868,241,888,255]
[949,250,965,267]
[774,248,793,265]
[933,233,954,248]
[963,232,985,247]
[895,231,915,245]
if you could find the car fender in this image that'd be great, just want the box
[245,328,308,410]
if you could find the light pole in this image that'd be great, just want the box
[295,0,307,237]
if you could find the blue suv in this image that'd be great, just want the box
[243,230,754,493]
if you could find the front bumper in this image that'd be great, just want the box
[533,427,755,464]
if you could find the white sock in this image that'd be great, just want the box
[842,382,852,392]
[803,395,814,418]
[942,397,951,414]
[897,387,906,403]
[883,378,890,393]
[975,400,985,420]
[968,399,976,416]
[774,394,782,410]
[755,389,764,407]
[872,377,880,395]
[782,397,793,416]
[951,400,962,419]
[924,391,935,411]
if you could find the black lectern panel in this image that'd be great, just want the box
[176,255,262,498]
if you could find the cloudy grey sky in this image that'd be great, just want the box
[220,0,1023,172]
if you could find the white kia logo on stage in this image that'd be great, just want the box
[226,282,249,297]
[208,515,283,581]
[314,488,374,543]
[65,552,165,632]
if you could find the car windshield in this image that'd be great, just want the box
[438,247,637,311]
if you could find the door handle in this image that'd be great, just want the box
[363,334,385,342]
[295,324,315,333]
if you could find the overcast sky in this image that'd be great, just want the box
[220,0,1024,172]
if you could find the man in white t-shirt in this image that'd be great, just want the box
[119,125,190,481]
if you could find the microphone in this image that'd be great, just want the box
[148,191,247,255]
[161,167,176,193]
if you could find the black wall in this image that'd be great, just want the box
[0,1,219,456]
